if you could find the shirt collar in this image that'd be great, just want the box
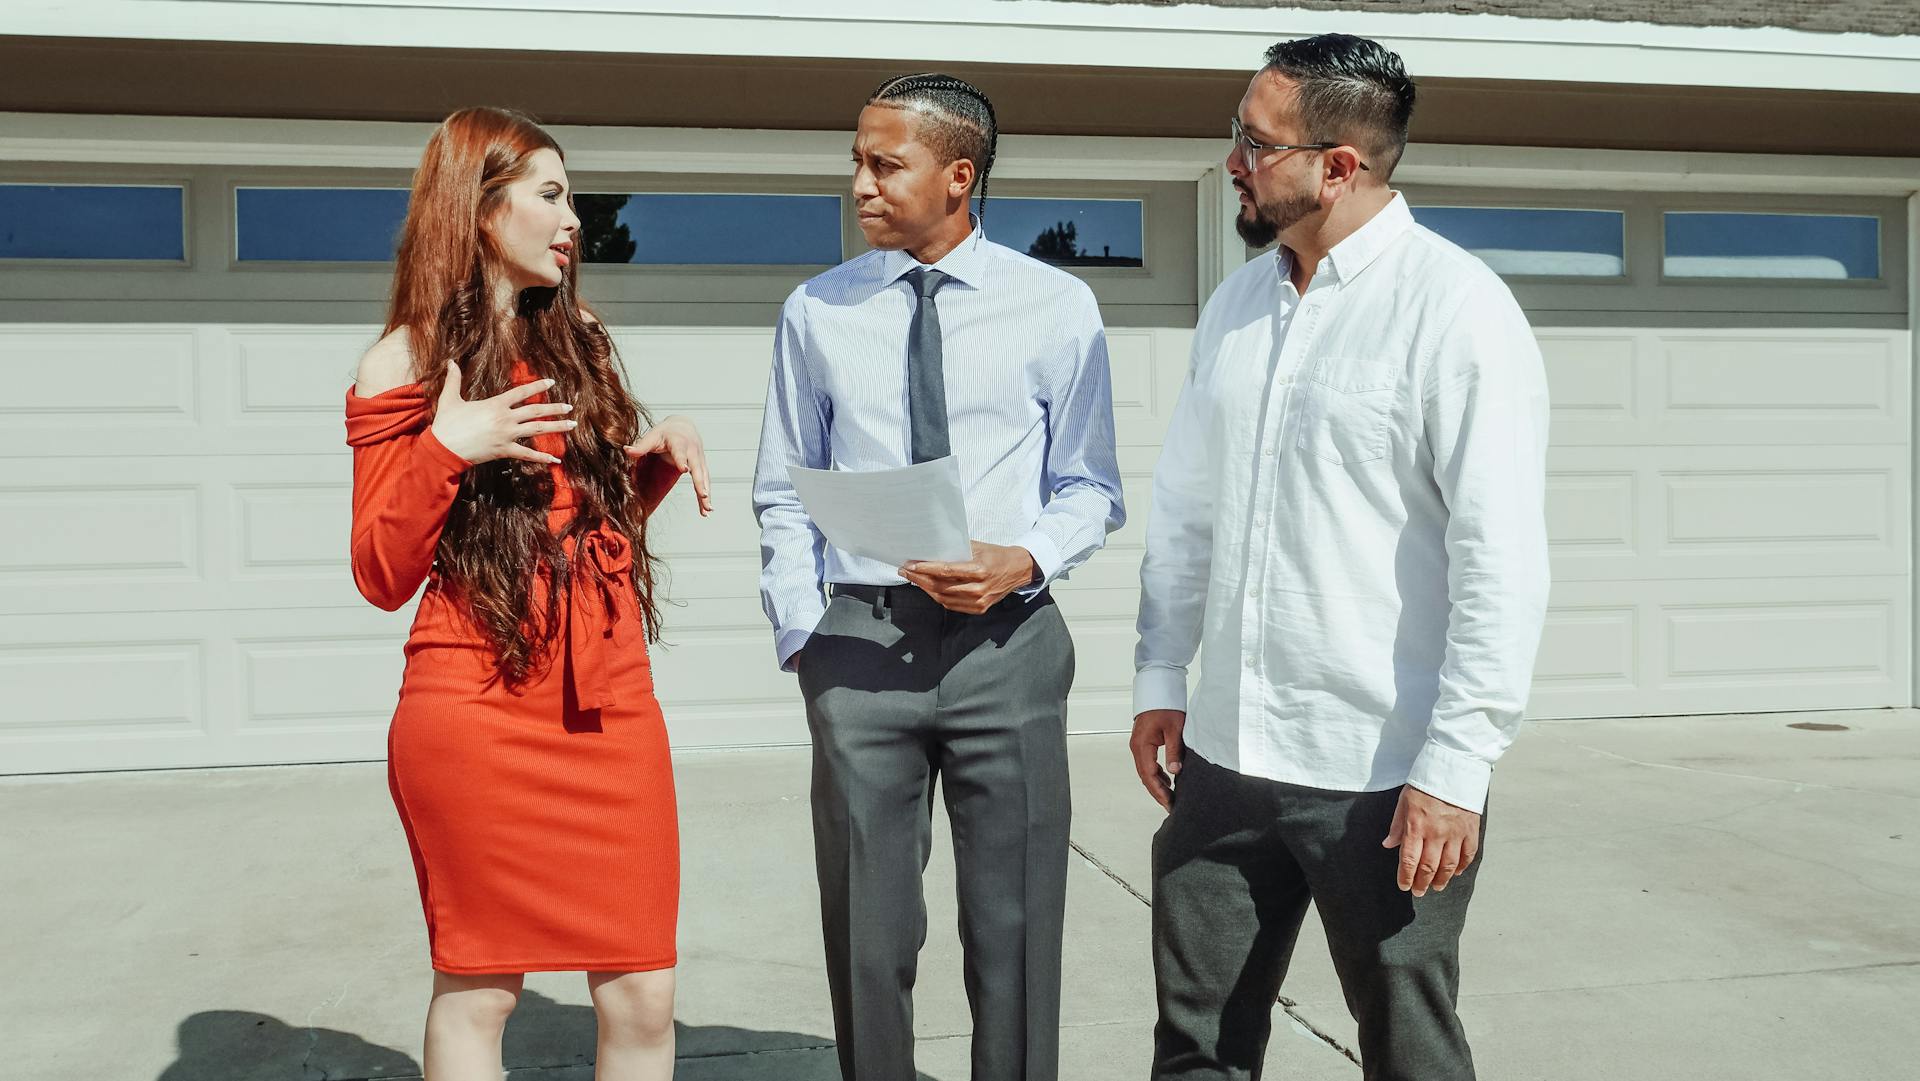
[1280,191,1414,287]
[881,217,988,289]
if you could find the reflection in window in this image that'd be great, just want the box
[1411,206,1625,277]
[236,187,410,262]
[991,198,1144,268]
[574,193,841,265]
[0,184,185,260]
[1664,212,1879,280]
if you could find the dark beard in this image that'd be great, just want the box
[1234,185,1322,248]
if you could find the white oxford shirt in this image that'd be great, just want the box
[1133,194,1550,813]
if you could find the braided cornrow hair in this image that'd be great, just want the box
[868,72,999,227]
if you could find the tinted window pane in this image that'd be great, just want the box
[1411,206,1624,277]
[1664,212,1879,279]
[575,193,840,265]
[991,198,1144,267]
[0,184,184,260]
[236,187,410,261]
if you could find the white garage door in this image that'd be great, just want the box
[1533,327,1911,718]
[1,160,1910,774]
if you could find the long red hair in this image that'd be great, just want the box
[386,106,663,685]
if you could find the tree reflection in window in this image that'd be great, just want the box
[576,194,636,264]
[573,193,840,266]
[994,198,1144,268]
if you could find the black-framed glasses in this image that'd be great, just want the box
[1230,117,1370,173]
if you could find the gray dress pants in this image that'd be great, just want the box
[1151,751,1486,1081]
[798,582,1076,1081]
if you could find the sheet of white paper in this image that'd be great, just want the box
[788,456,973,567]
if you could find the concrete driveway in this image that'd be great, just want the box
[3,710,1916,1079]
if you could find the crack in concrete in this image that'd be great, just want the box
[1068,839,1363,1069]
[1685,820,1920,904]
[1068,838,1150,905]
[299,934,410,1081]
[1534,727,1920,803]
[675,1040,837,1059]
[1456,957,1920,1001]
[1276,995,1363,1065]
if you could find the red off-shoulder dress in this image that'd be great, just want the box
[345,371,682,975]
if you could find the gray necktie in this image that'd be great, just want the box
[905,267,950,464]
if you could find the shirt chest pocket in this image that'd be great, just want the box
[1296,357,1400,465]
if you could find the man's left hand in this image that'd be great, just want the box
[1383,785,1481,897]
[900,542,1039,614]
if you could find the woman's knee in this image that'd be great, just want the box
[429,972,522,1033]
[590,970,676,1045]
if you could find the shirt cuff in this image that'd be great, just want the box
[1132,664,1189,717]
[416,426,473,474]
[775,624,816,673]
[1405,737,1494,813]
[1014,531,1065,597]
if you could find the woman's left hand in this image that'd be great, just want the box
[624,415,713,516]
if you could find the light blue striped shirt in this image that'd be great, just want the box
[753,225,1126,670]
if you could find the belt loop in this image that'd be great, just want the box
[871,586,887,620]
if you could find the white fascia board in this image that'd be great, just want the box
[5,113,1918,195]
[4,0,1918,96]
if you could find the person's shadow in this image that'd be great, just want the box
[157,990,945,1079]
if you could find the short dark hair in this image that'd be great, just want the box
[867,72,999,224]
[1262,34,1415,180]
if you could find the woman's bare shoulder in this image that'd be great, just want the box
[354,328,418,397]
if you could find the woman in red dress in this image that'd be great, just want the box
[345,107,709,1081]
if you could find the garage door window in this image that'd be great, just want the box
[235,187,410,262]
[992,198,1145,268]
[573,192,842,266]
[1663,212,1880,280]
[1411,206,1625,277]
[0,183,185,261]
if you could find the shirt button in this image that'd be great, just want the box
[1243,654,1256,670]
[1250,587,1262,598]
[1263,445,1276,457]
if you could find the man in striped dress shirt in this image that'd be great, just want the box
[752,73,1125,1081]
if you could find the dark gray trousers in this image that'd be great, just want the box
[798,583,1076,1081]
[1151,751,1485,1081]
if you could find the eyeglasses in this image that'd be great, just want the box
[1230,117,1370,173]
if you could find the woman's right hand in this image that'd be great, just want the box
[430,360,574,466]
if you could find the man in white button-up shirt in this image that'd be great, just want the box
[1129,36,1549,1080]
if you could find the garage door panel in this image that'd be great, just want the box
[1529,575,1908,720]
[0,326,200,428]
[1546,470,1639,558]
[235,634,405,735]
[1111,327,1194,447]
[1661,468,1894,551]
[0,325,369,460]
[228,326,378,423]
[1,483,201,580]
[0,606,412,772]
[1544,329,1908,447]
[1548,443,1906,582]
[1659,335,1899,423]
[1541,333,1638,422]
[234,481,351,577]
[0,639,204,742]
[1653,577,1906,713]
[1,454,360,616]
[1665,601,1892,685]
